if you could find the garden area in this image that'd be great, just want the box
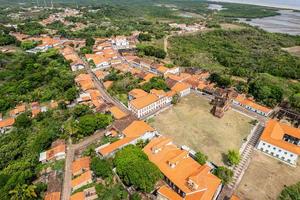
[149,93,253,166]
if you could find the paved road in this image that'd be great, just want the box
[61,145,74,200]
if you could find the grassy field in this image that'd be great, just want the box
[149,93,253,165]
[236,150,300,200]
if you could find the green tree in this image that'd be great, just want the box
[194,151,208,165]
[130,193,141,200]
[141,77,169,92]
[138,33,151,41]
[63,118,78,138]
[171,94,180,105]
[72,104,92,118]
[289,93,300,111]
[65,87,78,101]
[226,150,240,166]
[14,113,32,129]
[278,182,300,200]
[20,41,38,50]
[213,166,233,185]
[91,157,112,178]
[9,184,37,200]
[114,145,162,192]
[86,37,95,47]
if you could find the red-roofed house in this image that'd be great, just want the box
[39,144,66,163]
[0,118,15,134]
[96,120,157,157]
[257,120,300,166]
[144,136,222,200]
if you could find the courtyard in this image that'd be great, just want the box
[236,150,300,200]
[149,93,253,165]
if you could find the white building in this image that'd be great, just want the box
[39,144,66,163]
[171,82,191,97]
[128,89,173,119]
[112,36,129,49]
[257,120,300,166]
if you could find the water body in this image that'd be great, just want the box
[209,0,300,10]
[208,4,224,11]
[239,10,300,35]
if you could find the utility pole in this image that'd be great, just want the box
[44,0,47,7]
[51,0,53,8]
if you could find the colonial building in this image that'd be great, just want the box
[257,120,300,166]
[96,120,157,157]
[128,89,173,119]
[233,95,272,117]
[144,136,222,200]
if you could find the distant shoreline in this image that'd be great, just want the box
[209,0,300,11]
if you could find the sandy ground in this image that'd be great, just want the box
[220,23,245,30]
[236,150,300,200]
[282,46,300,57]
[150,93,252,165]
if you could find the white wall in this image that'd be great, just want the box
[257,140,298,165]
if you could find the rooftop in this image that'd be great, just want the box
[71,170,92,188]
[72,157,91,175]
[128,89,148,99]
[129,93,158,110]
[109,106,128,119]
[260,120,300,154]
[144,136,221,200]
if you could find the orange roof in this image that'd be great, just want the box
[150,89,166,97]
[143,73,156,82]
[197,81,208,90]
[32,108,41,118]
[166,90,176,97]
[72,157,91,175]
[109,106,128,119]
[44,192,61,200]
[230,195,240,200]
[94,70,107,79]
[9,104,26,116]
[46,144,66,161]
[237,97,272,114]
[171,82,190,93]
[103,81,113,89]
[123,120,155,137]
[128,89,148,99]
[260,120,300,154]
[158,185,182,200]
[129,94,158,109]
[0,118,15,128]
[85,54,109,65]
[70,192,84,200]
[75,74,95,91]
[157,66,169,74]
[144,136,221,200]
[167,73,191,82]
[50,101,58,109]
[98,137,136,156]
[71,170,92,188]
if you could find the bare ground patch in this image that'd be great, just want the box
[282,46,300,57]
[236,150,300,200]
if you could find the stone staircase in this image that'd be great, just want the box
[228,124,264,190]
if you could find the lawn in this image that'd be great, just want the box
[236,150,300,200]
[149,93,253,165]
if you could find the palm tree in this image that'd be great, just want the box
[9,184,37,200]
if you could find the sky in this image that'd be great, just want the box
[210,0,300,10]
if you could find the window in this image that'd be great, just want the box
[278,149,281,152]
[273,147,276,150]
[290,154,293,157]
[260,148,263,151]
[276,154,279,157]
[262,143,265,146]
[285,152,287,155]
[268,145,270,148]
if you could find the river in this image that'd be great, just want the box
[209,0,300,10]
[239,10,300,35]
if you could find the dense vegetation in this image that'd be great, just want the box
[17,22,45,36]
[0,25,17,46]
[106,70,141,105]
[137,44,166,59]
[169,28,300,108]
[278,181,300,200]
[170,28,300,79]
[218,3,279,18]
[0,49,77,112]
[0,109,67,200]
[141,77,169,92]
[113,145,162,192]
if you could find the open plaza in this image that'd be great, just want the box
[149,93,253,166]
